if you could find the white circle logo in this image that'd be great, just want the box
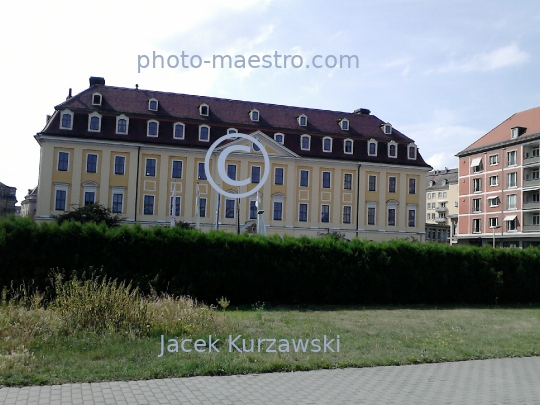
[204,133,270,199]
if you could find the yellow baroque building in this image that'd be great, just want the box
[35,77,431,241]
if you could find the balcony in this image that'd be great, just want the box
[523,155,540,166]
[435,217,447,224]
[523,224,540,233]
[435,206,448,213]
[523,201,540,210]
[523,178,540,189]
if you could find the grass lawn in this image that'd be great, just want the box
[2,305,539,387]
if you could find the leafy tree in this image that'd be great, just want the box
[54,204,123,227]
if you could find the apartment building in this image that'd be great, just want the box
[20,186,38,218]
[456,106,540,248]
[0,182,17,216]
[425,168,458,244]
[34,77,431,240]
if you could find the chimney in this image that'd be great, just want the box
[353,108,371,115]
[89,76,105,87]
[66,88,72,100]
[136,84,139,90]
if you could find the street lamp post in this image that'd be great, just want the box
[492,225,501,248]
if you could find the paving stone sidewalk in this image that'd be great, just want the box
[1,356,539,405]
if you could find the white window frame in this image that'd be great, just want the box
[299,169,310,187]
[227,128,238,138]
[472,218,481,233]
[368,174,377,192]
[147,120,159,137]
[145,158,157,177]
[507,150,517,167]
[92,92,102,106]
[85,153,99,174]
[506,194,517,210]
[115,114,129,135]
[322,136,333,152]
[505,216,517,232]
[473,178,482,193]
[113,155,126,175]
[340,118,349,130]
[143,194,155,215]
[251,165,261,184]
[249,109,260,122]
[489,154,499,166]
[388,141,398,158]
[111,187,125,214]
[54,184,69,211]
[274,167,284,185]
[388,176,397,193]
[489,175,499,187]
[272,194,285,221]
[407,205,417,227]
[199,197,207,218]
[472,198,481,213]
[60,109,74,130]
[408,143,417,160]
[366,203,377,226]
[342,205,352,224]
[148,98,158,111]
[227,164,237,181]
[88,112,102,132]
[300,134,311,151]
[57,151,70,171]
[382,123,392,134]
[408,177,417,194]
[387,204,397,226]
[343,173,353,190]
[321,204,330,223]
[489,217,499,228]
[199,125,210,142]
[367,139,377,156]
[199,103,209,116]
[322,171,331,189]
[171,160,183,179]
[173,122,185,140]
[274,133,285,144]
[506,172,518,189]
[298,203,309,222]
[83,185,97,205]
[488,196,499,207]
[344,139,353,154]
[298,114,308,127]
[170,195,182,217]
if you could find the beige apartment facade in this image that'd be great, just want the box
[425,168,459,244]
[35,77,431,241]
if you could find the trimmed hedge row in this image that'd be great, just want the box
[1,217,539,305]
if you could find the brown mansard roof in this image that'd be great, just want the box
[42,83,430,167]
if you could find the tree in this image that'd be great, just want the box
[54,204,123,227]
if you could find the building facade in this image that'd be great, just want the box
[456,106,540,248]
[35,77,431,240]
[425,168,459,244]
[0,182,17,216]
[20,186,38,218]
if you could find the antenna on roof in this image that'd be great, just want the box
[136,84,139,90]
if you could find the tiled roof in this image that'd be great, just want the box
[426,168,458,190]
[43,82,430,168]
[458,106,540,155]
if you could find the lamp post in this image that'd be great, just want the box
[492,225,501,248]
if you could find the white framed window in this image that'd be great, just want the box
[368,174,377,192]
[506,172,517,189]
[92,92,102,106]
[197,162,207,180]
[408,177,417,194]
[170,195,181,217]
[274,167,284,185]
[250,109,259,121]
[143,195,155,215]
[114,155,126,175]
[367,203,377,225]
[225,197,237,219]
[322,171,331,189]
[111,187,124,214]
[301,134,311,151]
[173,123,185,139]
[60,109,74,130]
[57,151,70,171]
[83,185,97,206]
[388,176,397,193]
[145,158,157,177]
[54,184,69,211]
[488,196,499,207]
[428,193,432,200]
[511,127,519,139]
[147,120,159,137]
[227,128,238,135]
[506,194,517,210]
[344,139,353,154]
[274,133,284,144]
[340,119,349,130]
[388,141,397,158]
[116,114,129,134]
[300,169,309,187]
[505,215,517,232]
[322,137,333,152]
[172,160,183,179]
[199,125,210,141]
[298,114,308,127]
[227,164,237,181]
[408,143,417,160]
[148,98,158,111]
[471,157,483,173]
[299,203,308,222]
[251,166,261,183]
[387,205,397,226]
[472,178,482,193]
[88,112,102,132]
[272,194,285,221]
[507,150,517,167]
[472,218,481,233]
[489,154,499,166]
[489,175,499,186]
[342,206,352,224]
[472,198,481,213]
[86,153,98,173]
[321,204,330,223]
[199,197,207,218]
[199,103,209,116]
[407,205,416,227]
[489,217,499,228]
[382,123,392,134]
[367,139,377,156]
[343,173,353,190]
[533,213,540,225]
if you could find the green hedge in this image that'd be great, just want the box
[1,217,539,305]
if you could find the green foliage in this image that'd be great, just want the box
[53,203,123,227]
[0,217,539,305]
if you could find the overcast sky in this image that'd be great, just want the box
[1,0,539,203]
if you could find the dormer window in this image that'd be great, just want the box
[429,180,435,187]
[301,134,311,150]
[60,110,73,130]
[92,92,102,106]
[147,120,159,137]
[382,123,392,134]
[322,137,332,152]
[227,128,238,135]
[199,125,210,141]
[88,112,102,132]
[388,141,397,158]
[298,114,308,127]
[367,139,377,156]
[250,109,259,121]
[148,98,158,111]
[173,122,185,139]
[199,103,209,116]
[274,133,284,144]
[116,114,129,134]
[408,143,417,160]
[340,119,349,130]
[344,139,353,154]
